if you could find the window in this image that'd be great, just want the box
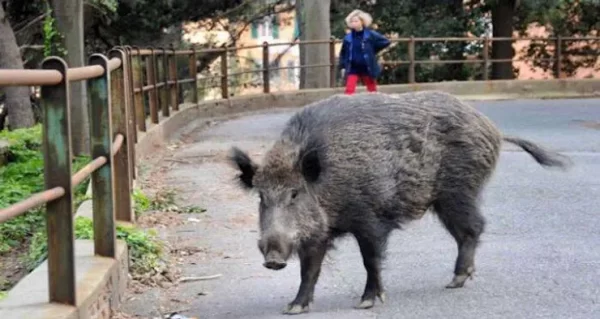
[259,17,272,38]
[251,15,279,40]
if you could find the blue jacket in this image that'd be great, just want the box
[339,28,391,78]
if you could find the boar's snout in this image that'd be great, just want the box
[263,251,287,270]
[258,234,294,271]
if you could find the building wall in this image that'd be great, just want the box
[513,24,600,80]
[183,7,344,97]
[234,9,302,94]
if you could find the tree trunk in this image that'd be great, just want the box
[491,0,516,79]
[296,0,307,89]
[51,0,89,155]
[302,0,331,89]
[0,2,35,129]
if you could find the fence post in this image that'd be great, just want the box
[408,36,416,83]
[87,54,117,257]
[329,39,336,88]
[132,48,147,132]
[123,46,138,145]
[262,42,270,94]
[221,49,229,99]
[190,47,199,104]
[146,48,160,124]
[159,47,170,117]
[154,47,166,119]
[41,56,76,305]
[122,46,136,182]
[109,49,134,222]
[555,36,563,79]
[146,48,159,124]
[169,47,179,111]
[483,36,490,81]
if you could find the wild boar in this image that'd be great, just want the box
[229,91,570,315]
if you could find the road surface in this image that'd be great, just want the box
[121,98,600,319]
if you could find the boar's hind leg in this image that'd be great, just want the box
[354,232,388,309]
[434,193,485,289]
[283,243,327,315]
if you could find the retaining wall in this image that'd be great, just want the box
[136,79,600,157]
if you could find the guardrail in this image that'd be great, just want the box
[0,49,134,306]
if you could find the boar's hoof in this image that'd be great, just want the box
[263,260,287,270]
[445,267,475,289]
[282,303,309,315]
[355,292,386,309]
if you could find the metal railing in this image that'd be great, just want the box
[381,36,600,82]
[0,49,134,306]
[121,36,599,133]
[0,35,599,307]
[176,36,599,99]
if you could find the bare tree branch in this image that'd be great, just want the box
[271,34,301,66]
[14,12,50,35]
[192,1,296,76]
[19,45,44,50]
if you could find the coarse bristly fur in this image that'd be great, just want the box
[228,90,571,315]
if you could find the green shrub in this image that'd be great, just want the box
[132,188,151,216]
[133,187,205,215]
[25,216,166,277]
[0,125,90,254]
[74,216,165,275]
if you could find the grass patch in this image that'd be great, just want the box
[23,198,169,280]
[0,125,90,255]
[132,188,152,216]
[22,187,179,278]
[74,216,165,275]
[133,187,205,215]
[179,205,206,214]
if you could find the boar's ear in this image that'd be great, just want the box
[229,147,258,189]
[300,148,321,183]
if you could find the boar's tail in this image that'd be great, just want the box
[502,136,572,169]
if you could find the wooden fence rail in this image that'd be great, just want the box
[0,35,599,308]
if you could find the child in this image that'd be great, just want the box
[339,10,391,95]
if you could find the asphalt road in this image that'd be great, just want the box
[121,98,600,319]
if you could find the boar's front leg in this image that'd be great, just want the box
[283,243,327,315]
[355,233,387,309]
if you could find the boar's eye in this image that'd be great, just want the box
[290,189,299,200]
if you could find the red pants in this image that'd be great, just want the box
[344,74,377,95]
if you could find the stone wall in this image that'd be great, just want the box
[86,244,129,319]
[0,241,128,319]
